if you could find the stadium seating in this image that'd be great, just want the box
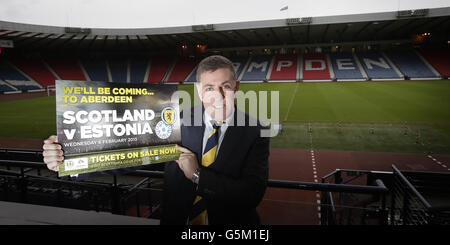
[357,52,401,80]
[81,59,109,82]
[419,48,450,77]
[269,54,298,81]
[385,50,438,79]
[6,80,42,91]
[45,58,87,81]
[302,53,331,81]
[10,58,57,87]
[166,57,198,83]
[329,53,365,80]
[0,61,31,81]
[108,59,128,83]
[2,48,448,89]
[230,57,248,80]
[0,80,17,92]
[240,55,272,81]
[147,57,173,83]
[185,64,198,83]
[129,58,148,83]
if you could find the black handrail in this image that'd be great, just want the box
[268,179,388,194]
[0,159,389,195]
[392,164,432,209]
[0,160,46,168]
[126,170,389,194]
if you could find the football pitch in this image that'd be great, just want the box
[0,80,449,154]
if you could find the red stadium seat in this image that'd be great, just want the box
[419,48,450,77]
[45,58,87,81]
[11,58,58,87]
[166,57,199,83]
[147,57,173,83]
[269,54,298,81]
[302,53,331,81]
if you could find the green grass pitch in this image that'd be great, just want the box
[0,80,449,153]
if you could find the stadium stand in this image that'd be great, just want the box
[108,59,128,83]
[357,52,402,80]
[0,80,17,92]
[2,49,448,87]
[0,60,31,81]
[165,57,199,83]
[129,58,148,83]
[269,54,298,81]
[147,57,173,83]
[329,52,365,81]
[185,64,198,83]
[419,48,450,77]
[302,53,331,81]
[5,80,42,91]
[81,58,109,82]
[45,58,87,81]
[240,55,273,82]
[230,56,249,81]
[385,50,439,79]
[10,58,58,87]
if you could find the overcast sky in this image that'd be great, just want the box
[0,0,448,29]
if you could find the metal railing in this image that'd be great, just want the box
[2,149,449,225]
[0,157,390,224]
[390,165,450,225]
[320,169,390,225]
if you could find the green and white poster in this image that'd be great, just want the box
[56,80,181,177]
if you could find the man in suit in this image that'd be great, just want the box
[43,55,270,225]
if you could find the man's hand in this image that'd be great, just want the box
[42,135,64,172]
[175,144,200,183]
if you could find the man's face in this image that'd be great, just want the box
[196,68,240,121]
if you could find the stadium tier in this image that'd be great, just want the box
[0,80,16,92]
[329,52,365,81]
[230,56,249,81]
[269,54,298,81]
[5,80,42,91]
[0,61,31,81]
[147,57,173,83]
[356,52,402,80]
[1,49,449,90]
[419,48,450,77]
[45,58,87,81]
[129,58,148,83]
[385,50,439,79]
[109,59,128,83]
[240,55,272,81]
[10,58,57,87]
[302,53,331,81]
[81,59,109,82]
[166,57,199,83]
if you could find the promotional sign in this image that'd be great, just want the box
[56,80,181,177]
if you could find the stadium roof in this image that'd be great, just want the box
[0,7,449,53]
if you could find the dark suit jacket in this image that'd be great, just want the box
[161,106,270,225]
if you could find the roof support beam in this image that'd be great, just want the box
[353,22,372,40]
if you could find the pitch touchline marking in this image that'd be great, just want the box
[427,155,449,171]
[309,131,321,224]
[284,82,299,121]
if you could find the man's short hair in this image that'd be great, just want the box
[196,55,236,83]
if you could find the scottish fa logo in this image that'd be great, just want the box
[162,107,176,125]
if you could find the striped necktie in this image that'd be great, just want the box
[188,123,220,225]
